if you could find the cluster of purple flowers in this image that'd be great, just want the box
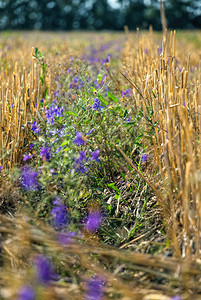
[54,88,60,98]
[84,210,102,232]
[91,149,100,162]
[23,154,33,162]
[51,197,68,229]
[74,164,88,175]
[86,40,116,65]
[141,154,148,162]
[21,166,39,191]
[40,146,51,161]
[57,231,82,246]
[122,88,132,97]
[30,121,40,134]
[18,258,105,300]
[101,54,111,65]
[85,276,105,300]
[69,76,84,90]
[72,132,100,174]
[48,127,65,140]
[92,98,103,111]
[73,148,100,175]
[93,73,107,89]
[73,132,85,146]
[45,101,63,124]
[87,47,100,64]
[34,255,54,285]
[74,151,88,174]
[17,286,35,300]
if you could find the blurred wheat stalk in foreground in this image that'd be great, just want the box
[1,213,201,300]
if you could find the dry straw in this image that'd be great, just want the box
[1,213,201,299]
[121,28,201,259]
[0,46,51,169]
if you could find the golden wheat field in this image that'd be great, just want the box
[0,29,201,299]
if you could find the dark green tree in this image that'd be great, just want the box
[164,0,198,29]
[0,0,201,31]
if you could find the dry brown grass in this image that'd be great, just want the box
[121,28,201,260]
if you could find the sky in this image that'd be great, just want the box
[108,0,120,9]
[108,0,153,8]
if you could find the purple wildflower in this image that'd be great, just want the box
[141,154,148,162]
[73,132,85,146]
[57,232,72,245]
[79,80,84,88]
[57,231,76,246]
[85,276,105,300]
[93,80,99,89]
[170,296,182,300]
[29,143,34,149]
[54,89,60,97]
[21,166,39,191]
[34,255,53,285]
[23,154,32,161]
[158,47,162,55]
[17,286,35,300]
[116,45,122,51]
[89,56,99,64]
[74,151,88,174]
[101,54,111,65]
[144,48,148,55]
[69,76,84,90]
[126,116,131,122]
[73,152,89,174]
[92,98,103,111]
[122,88,132,97]
[91,150,100,162]
[86,128,95,135]
[45,102,63,124]
[40,98,44,103]
[30,121,40,134]
[40,146,51,161]
[55,146,61,153]
[51,197,68,229]
[76,164,88,174]
[74,151,87,165]
[85,211,102,232]
[100,44,109,52]
[100,74,106,86]
[0,166,3,171]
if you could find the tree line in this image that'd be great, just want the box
[0,0,200,31]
